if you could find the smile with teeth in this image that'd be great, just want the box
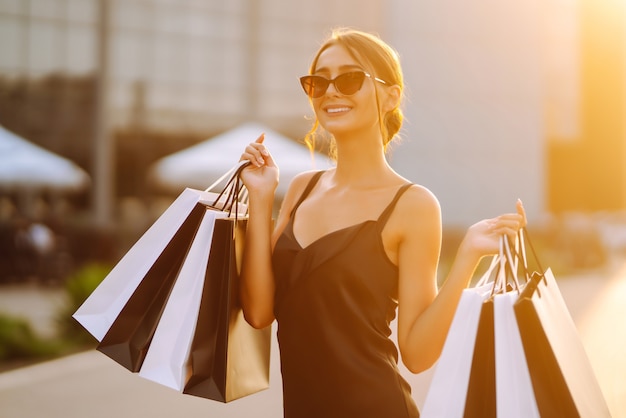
[326,106,351,114]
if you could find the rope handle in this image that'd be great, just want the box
[495,227,546,293]
[204,160,251,217]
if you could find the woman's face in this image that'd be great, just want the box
[310,44,383,140]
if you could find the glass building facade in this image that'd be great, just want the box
[0,0,387,134]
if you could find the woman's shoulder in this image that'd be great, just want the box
[286,169,325,197]
[291,169,325,186]
[278,169,325,214]
[395,181,441,222]
[402,182,438,202]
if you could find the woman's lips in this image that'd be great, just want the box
[325,106,352,115]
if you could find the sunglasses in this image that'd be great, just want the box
[299,71,387,98]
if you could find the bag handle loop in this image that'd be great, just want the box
[204,160,251,218]
[489,234,525,296]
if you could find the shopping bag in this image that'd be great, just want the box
[514,268,610,417]
[95,201,208,371]
[96,192,239,373]
[493,291,540,418]
[464,235,539,418]
[73,189,216,341]
[183,217,272,403]
[73,160,271,402]
[138,208,226,389]
[73,161,252,370]
[421,256,500,417]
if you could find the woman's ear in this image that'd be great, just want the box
[381,84,402,113]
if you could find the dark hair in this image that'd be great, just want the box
[303,28,404,158]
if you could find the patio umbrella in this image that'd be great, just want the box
[148,122,333,197]
[0,124,90,192]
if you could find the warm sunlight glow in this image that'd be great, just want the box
[544,0,581,141]
[546,0,626,212]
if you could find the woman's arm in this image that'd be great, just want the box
[238,135,279,329]
[238,135,320,329]
[395,190,525,373]
[239,188,276,329]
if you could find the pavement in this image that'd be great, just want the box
[0,260,625,418]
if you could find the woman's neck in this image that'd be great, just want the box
[330,131,394,188]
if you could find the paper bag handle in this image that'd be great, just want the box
[205,160,251,217]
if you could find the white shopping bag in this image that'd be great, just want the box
[138,209,226,390]
[494,291,540,418]
[421,286,491,417]
[421,254,502,418]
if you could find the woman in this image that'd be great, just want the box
[238,28,525,418]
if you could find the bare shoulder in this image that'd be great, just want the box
[287,169,323,191]
[382,182,441,264]
[396,184,441,221]
[280,170,324,214]
[389,183,442,239]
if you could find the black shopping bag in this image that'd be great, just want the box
[183,217,271,402]
[514,268,610,417]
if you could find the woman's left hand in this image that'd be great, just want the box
[460,199,527,260]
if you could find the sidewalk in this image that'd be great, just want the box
[563,263,626,417]
[0,261,624,417]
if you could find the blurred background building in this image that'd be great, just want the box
[0,0,624,277]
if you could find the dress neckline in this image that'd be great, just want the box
[289,217,374,251]
[286,172,413,251]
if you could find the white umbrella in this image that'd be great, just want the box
[148,122,333,196]
[0,124,90,192]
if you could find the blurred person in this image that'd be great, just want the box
[29,220,58,282]
[238,28,526,417]
[27,221,56,256]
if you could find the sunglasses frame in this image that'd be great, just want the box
[299,70,387,98]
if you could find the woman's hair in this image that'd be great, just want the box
[303,28,404,158]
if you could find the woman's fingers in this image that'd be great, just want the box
[466,201,529,258]
[489,214,523,230]
[489,203,527,242]
[240,133,269,167]
[487,210,525,241]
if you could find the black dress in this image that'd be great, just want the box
[272,171,420,418]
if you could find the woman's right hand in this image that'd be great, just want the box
[239,133,279,198]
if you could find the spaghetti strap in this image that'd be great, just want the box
[290,171,325,217]
[377,183,413,227]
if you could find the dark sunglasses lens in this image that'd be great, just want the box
[300,72,366,98]
[335,72,366,95]
[300,76,329,98]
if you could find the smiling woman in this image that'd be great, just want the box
[236,28,526,418]
[301,30,404,160]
